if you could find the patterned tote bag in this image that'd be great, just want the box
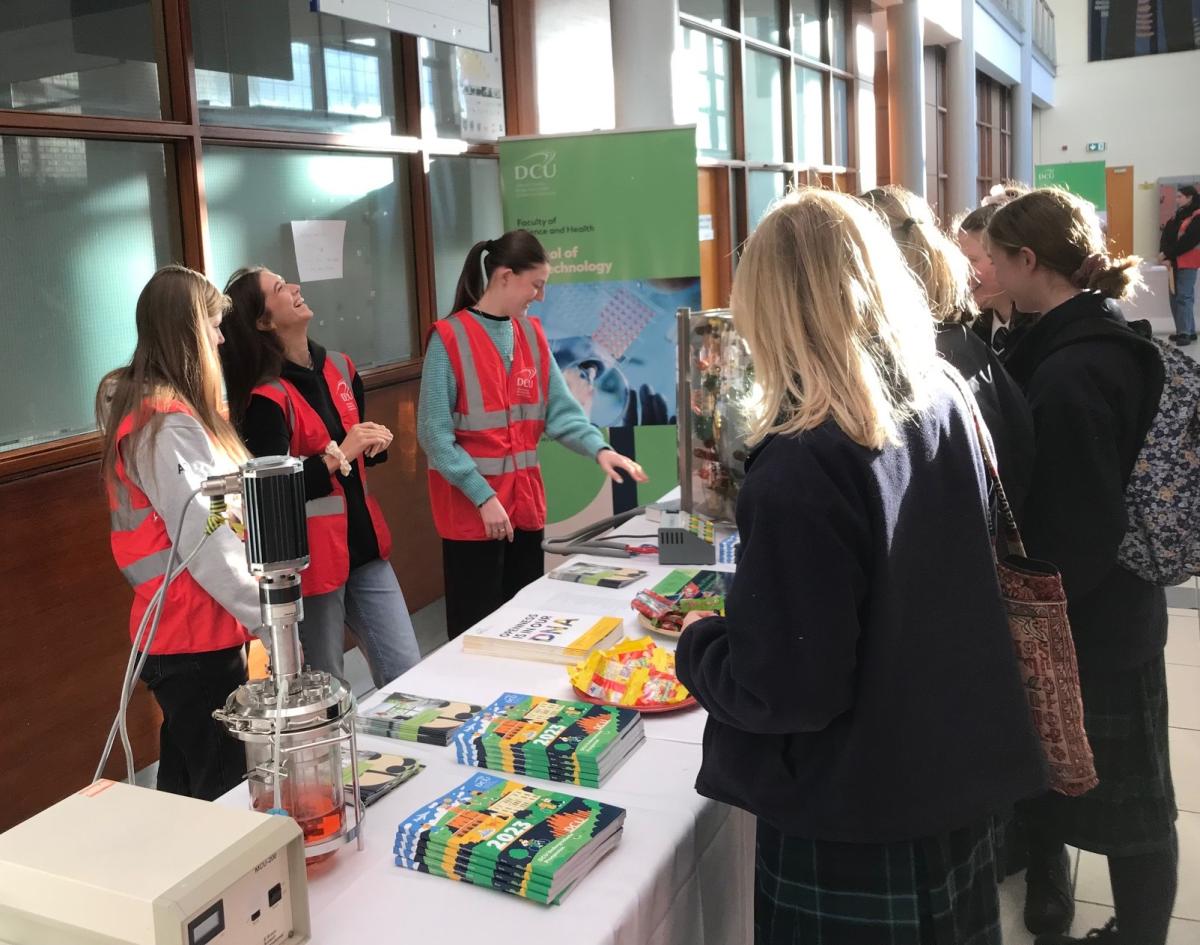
[948,369,1099,797]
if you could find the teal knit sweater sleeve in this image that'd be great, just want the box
[416,332,496,508]
[544,356,610,459]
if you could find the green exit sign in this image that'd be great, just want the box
[1086,142,1106,152]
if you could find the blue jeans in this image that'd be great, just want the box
[299,558,422,689]
[1170,266,1197,336]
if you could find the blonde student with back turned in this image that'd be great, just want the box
[675,189,1045,945]
[96,265,263,801]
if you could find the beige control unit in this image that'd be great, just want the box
[0,780,310,945]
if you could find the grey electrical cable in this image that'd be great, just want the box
[93,487,210,784]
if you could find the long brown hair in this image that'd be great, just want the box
[96,265,247,488]
[987,188,1142,300]
[733,188,937,451]
[219,266,285,430]
[860,185,976,324]
[451,229,548,313]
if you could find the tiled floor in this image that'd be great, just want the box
[998,581,1200,943]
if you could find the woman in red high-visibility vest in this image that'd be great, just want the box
[220,267,422,690]
[418,229,648,639]
[96,265,263,800]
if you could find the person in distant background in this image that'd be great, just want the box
[418,229,647,640]
[1158,184,1200,345]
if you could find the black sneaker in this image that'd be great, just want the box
[1024,846,1074,935]
[1035,916,1120,944]
[1170,333,1188,342]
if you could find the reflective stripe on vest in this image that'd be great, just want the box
[120,546,173,587]
[446,316,548,432]
[472,450,540,476]
[110,485,152,532]
[307,495,346,516]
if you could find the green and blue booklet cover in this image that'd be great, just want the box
[356,692,483,746]
[452,692,645,788]
[394,772,625,904]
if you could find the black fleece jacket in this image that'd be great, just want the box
[240,341,386,572]
[676,371,1046,842]
[937,323,1035,524]
[1003,293,1167,675]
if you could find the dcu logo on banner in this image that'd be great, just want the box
[512,151,558,197]
[513,151,557,180]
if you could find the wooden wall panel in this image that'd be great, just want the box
[0,461,163,831]
[0,377,439,832]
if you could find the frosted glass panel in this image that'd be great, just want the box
[0,2,161,118]
[205,147,418,368]
[191,0,398,136]
[795,66,826,165]
[0,137,176,451]
[743,51,785,163]
[748,171,787,231]
[674,28,733,160]
[429,156,503,317]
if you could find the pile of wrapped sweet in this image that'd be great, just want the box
[567,638,691,709]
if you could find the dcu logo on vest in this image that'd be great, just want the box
[514,368,537,400]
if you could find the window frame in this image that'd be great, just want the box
[0,0,527,480]
[678,0,860,258]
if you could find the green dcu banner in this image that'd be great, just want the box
[499,127,700,527]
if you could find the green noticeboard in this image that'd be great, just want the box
[1034,161,1107,211]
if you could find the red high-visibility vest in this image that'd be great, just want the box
[427,311,551,541]
[109,401,252,654]
[252,351,392,596]
[1177,210,1200,270]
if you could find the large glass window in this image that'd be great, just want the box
[832,77,850,166]
[419,4,506,141]
[0,3,162,118]
[674,28,733,160]
[743,51,785,164]
[0,137,177,451]
[743,0,783,46]
[829,0,849,71]
[793,0,824,61]
[205,147,418,367]
[190,0,397,136]
[680,0,733,29]
[428,156,503,317]
[747,171,787,231]
[795,67,826,165]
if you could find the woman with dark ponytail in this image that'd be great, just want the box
[418,229,648,639]
[987,188,1176,945]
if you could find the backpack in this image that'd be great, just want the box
[1116,334,1200,585]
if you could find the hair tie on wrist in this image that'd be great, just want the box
[323,440,352,476]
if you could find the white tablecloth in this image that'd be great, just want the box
[219,516,753,945]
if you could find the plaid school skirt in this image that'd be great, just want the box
[1025,652,1177,857]
[754,818,1002,945]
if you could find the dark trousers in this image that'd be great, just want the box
[442,529,545,639]
[139,645,248,801]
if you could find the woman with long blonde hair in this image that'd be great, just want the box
[97,264,262,800]
[862,185,1034,521]
[675,189,1044,945]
